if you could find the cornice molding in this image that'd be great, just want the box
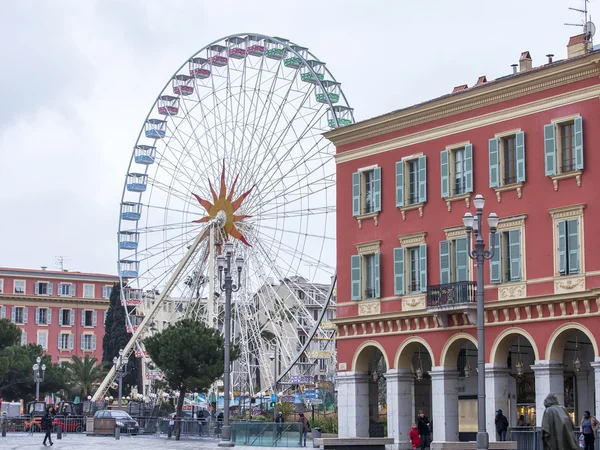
[334,83,600,164]
[327,56,600,149]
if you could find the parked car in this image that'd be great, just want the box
[52,417,85,433]
[93,410,139,434]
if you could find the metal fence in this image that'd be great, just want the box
[231,422,306,447]
[509,427,600,450]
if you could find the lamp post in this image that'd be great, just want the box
[32,357,46,401]
[217,241,244,447]
[113,349,129,408]
[270,348,277,422]
[463,194,499,450]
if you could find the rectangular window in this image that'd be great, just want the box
[102,286,112,299]
[58,334,70,350]
[490,229,523,284]
[350,252,380,301]
[365,254,376,299]
[82,310,96,327]
[352,167,381,216]
[59,283,75,296]
[21,332,27,345]
[544,117,583,176]
[393,243,427,295]
[558,219,580,276]
[81,335,92,351]
[37,331,48,349]
[60,308,74,326]
[83,284,94,298]
[396,156,427,207]
[36,282,49,295]
[408,160,419,204]
[37,308,48,325]
[14,280,25,294]
[0,279,3,293]
[12,306,27,324]
[503,136,517,184]
[441,145,473,198]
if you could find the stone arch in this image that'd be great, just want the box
[351,340,390,372]
[546,322,599,361]
[489,327,540,364]
[439,332,478,366]
[394,336,436,369]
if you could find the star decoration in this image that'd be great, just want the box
[192,161,253,246]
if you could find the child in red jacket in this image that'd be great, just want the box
[410,423,421,449]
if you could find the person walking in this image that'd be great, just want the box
[417,410,431,450]
[275,412,285,438]
[41,406,55,446]
[409,423,421,449]
[297,412,310,447]
[495,409,509,441]
[541,393,579,450]
[580,410,598,450]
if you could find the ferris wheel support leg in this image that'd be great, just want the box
[92,229,207,402]
[208,225,215,328]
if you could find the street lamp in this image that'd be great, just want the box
[113,349,129,408]
[217,241,244,447]
[463,194,498,450]
[32,357,46,401]
[270,350,277,422]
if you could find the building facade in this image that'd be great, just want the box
[326,35,600,448]
[0,267,119,363]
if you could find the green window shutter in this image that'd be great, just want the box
[516,131,526,182]
[508,229,522,282]
[440,150,449,198]
[352,172,360,216]
[544,124,557,176]
[374,252,381,298]
[455,237,468,282]
[419,244,427,293]
[567,219,580,274]
[395,161,404,207]
[574,117,584,170]
[393,248,405,295]
[464,144,473,193]
[351,255,362,300]
[373,167,382,212]
[558,221,567,275]
[489,138,499,188]
[490,232,502,283]
[418,156,427,203]
[439,240,451,285]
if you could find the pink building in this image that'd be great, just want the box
[0,267,119,363]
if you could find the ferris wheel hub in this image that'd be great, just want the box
[215,210,227,227]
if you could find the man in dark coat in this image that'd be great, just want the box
[417,410,431,450]
[495,409,509,441]
[541,393,579,450]
[42,406,55,446]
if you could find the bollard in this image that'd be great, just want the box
[115,425,120,440]
[1,420,6,437]
[57,425,62,440]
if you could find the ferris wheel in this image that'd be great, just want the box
[93,33,353,401]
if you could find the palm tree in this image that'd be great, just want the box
[64,355,106,398]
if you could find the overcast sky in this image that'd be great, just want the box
[0,0,591,275]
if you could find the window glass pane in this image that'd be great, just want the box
[408,160,419,205]
[503,136,517,184]
[365,254,375,298]
[454,148,465,195]
[561,123,575,172]
[364,171,374,214]
[409,248,420,292]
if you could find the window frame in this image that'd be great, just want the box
[102,285,112,299]
[14,280,26,294]
[352,165,381,226]
[59,308,74,327]
[37,330,48,350]
[58,333,72,351]
[489,129,525,201]
[488,215,527,286]
[440,226,474,285]
[548,204,585,277]
[83,284,95,298]
[12,306,26,324]
[351,240,381,301]
[394,232,428,296]
[58,283,75,297]
[441,142,473,211]
[36,307,50,326]
[544,115,583,190]
[396,154,427,219]
[0,279,3,293]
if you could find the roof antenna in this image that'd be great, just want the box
[565,0,595,52]
[56,256,69,272]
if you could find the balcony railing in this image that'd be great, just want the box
[426,281,476,308]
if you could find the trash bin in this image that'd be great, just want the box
[312,427,322,439]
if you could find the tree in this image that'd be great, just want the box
[144,318,240,440]
[0,319,21,351]
[102,283,140,394]
[64,355,106,398]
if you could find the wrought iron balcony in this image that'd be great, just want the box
[426,281,477,327]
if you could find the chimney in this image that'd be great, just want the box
[452,84,468,93]
[567,33,587,58]
[41,266,47,271]
[546,54,554,64]
[475,76,487,86]
[519,51,532,72]
[511,64,518,74]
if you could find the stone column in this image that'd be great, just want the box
[576,369,591,421]
[531,360,564,427]
[590,358,600,418]
[337,371,369,437]
[485,363,510,442]
[430,366,459,443]
[387,369,415,450]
